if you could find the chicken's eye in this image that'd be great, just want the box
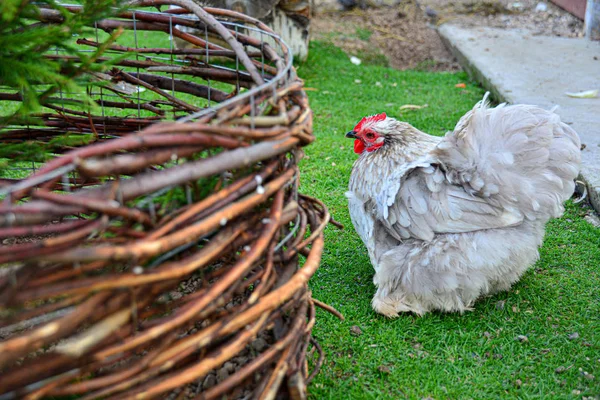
[365,132,375,140]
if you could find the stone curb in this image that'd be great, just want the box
[438,24,600,213]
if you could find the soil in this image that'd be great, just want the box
[311,0,585,71]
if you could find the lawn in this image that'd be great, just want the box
[299,41,600,399]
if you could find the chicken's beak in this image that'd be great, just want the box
[345,131,357,139]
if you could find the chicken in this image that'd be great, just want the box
[345,93,581,317]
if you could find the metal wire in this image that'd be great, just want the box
[0,164,76,197]
[178,21,294,122]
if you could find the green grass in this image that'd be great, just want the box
[355,27,374,42]
[299,41,600,399]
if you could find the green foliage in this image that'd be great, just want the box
[0,142,52,164]
[0,0,122,125]
[299,41,600,399]
[48,133,94,148]
[0,133,94,166]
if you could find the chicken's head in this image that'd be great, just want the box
[346,113,388,154]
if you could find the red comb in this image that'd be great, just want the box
[354,112,387,131]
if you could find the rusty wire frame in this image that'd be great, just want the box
[0,1,341,399]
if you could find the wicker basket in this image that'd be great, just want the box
[0,1,340,398]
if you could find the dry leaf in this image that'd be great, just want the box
[350,325,363,336]
[565,89,598,98]
[399,104,428,111]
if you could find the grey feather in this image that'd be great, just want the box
[347,93,581,316]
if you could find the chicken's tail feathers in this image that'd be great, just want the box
[434,101,581,222]
[450,91,499,139]
[478,91,492,108]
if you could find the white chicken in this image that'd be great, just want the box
[346,94,581,317]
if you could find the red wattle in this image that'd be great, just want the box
[367,142,384,152]
[354,139,365,154]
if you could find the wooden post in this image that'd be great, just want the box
[550,0,586,19]
[585,0,600,39]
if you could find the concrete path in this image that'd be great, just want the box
[439,24,600,212]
